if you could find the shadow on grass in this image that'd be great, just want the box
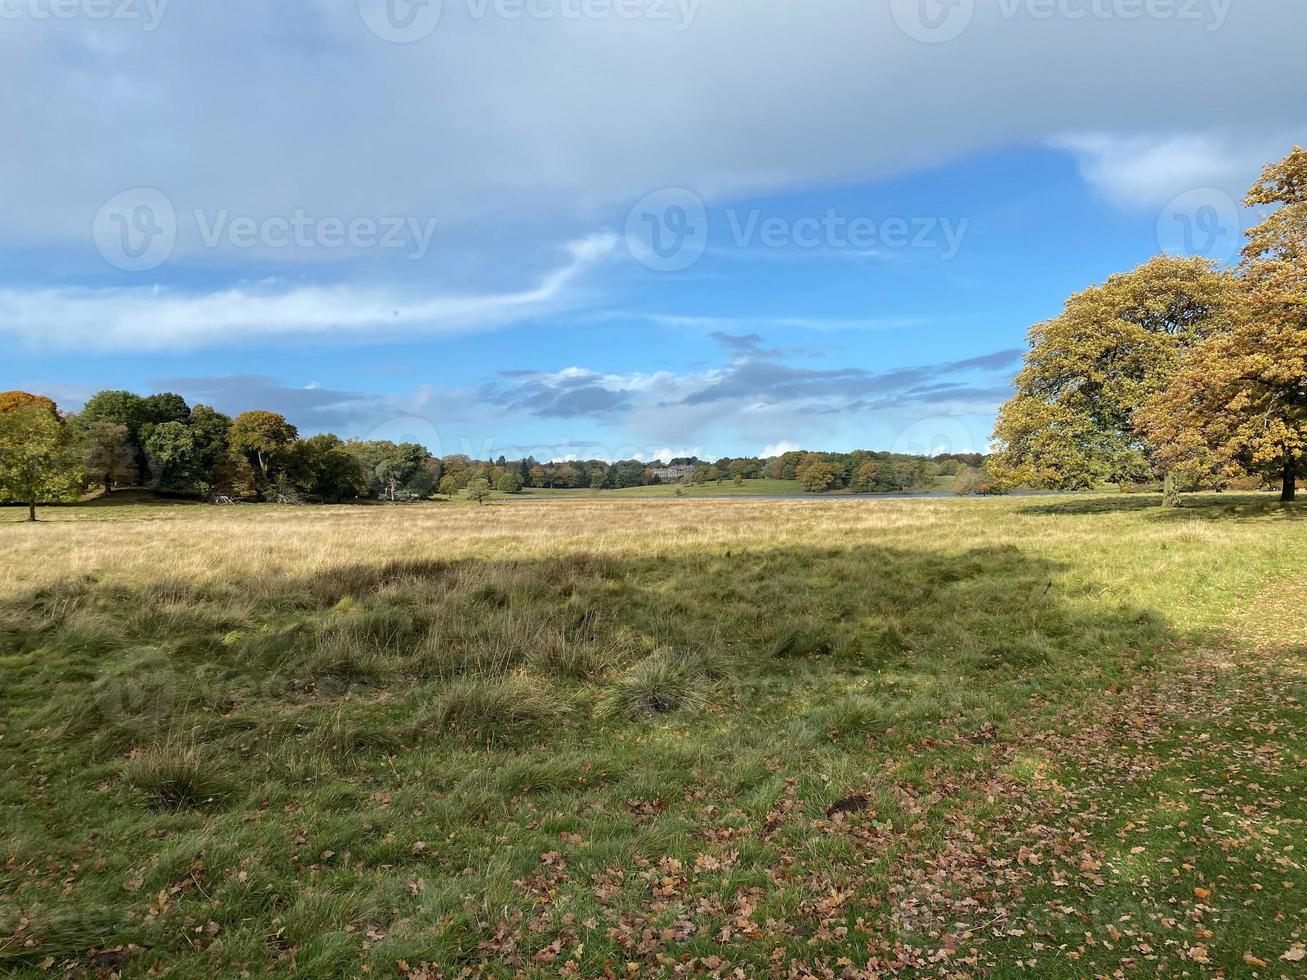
[1,542,1176,744]
[0,540,1190,973]
[1018,492,1300,521]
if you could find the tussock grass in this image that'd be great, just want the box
[597,647,727,718]
[427,675,564,745]
[0,492,1301,976]
[124,741,232,810]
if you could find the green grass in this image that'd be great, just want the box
[0,493,1302,976]
[506,475,961,499]
[505,477,810,498]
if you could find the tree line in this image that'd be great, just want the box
[0,386,989,518]
[990,147,1306,504]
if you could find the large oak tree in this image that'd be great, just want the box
[990,256,1237,494]
[1140,148,1307,502]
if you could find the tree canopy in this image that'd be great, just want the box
[1139,148,1307,501]
[990,255,1236,490]
[0,401,82,521]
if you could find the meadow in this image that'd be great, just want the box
[0,494,1303,977]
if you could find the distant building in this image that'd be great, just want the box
[650,464,695,482]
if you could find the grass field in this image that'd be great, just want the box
[510,478,810,499]
[504,476,957,499]
[1,494,1303,977]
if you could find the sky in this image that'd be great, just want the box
[3,0,1305,461]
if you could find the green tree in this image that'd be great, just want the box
[77,418,134,495]
[141,392,191,427]
[497,472,524,493]
[990,256,1237,496]
[295,434,369,503]
[228,411,299,487]
[0,403,83,521]
[186,405,232,495]
[465,478,492,505]
[141,420,197,493]
[80,390,149,484]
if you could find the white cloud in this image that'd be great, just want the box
[1,3,1303,261]
[0,234,616,350]
[761,440,801,457]
[1052,130,1303,208]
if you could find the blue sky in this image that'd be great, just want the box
[3,0,1304,460]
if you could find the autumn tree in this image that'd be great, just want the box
[797,459,841,493]
[1141,148,1307,502]
[0,391,57,415]
[0,402,83,521]
[990,256,1237,497]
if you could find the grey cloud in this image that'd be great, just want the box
[2,4,1303,268]
[150,374,414,436]
[675,345,1021,409]
[479,373,633,419]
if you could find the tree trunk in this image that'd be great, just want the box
[1282,453,1298,503]
[1162,470,1182,508]
[27,501,37,522]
